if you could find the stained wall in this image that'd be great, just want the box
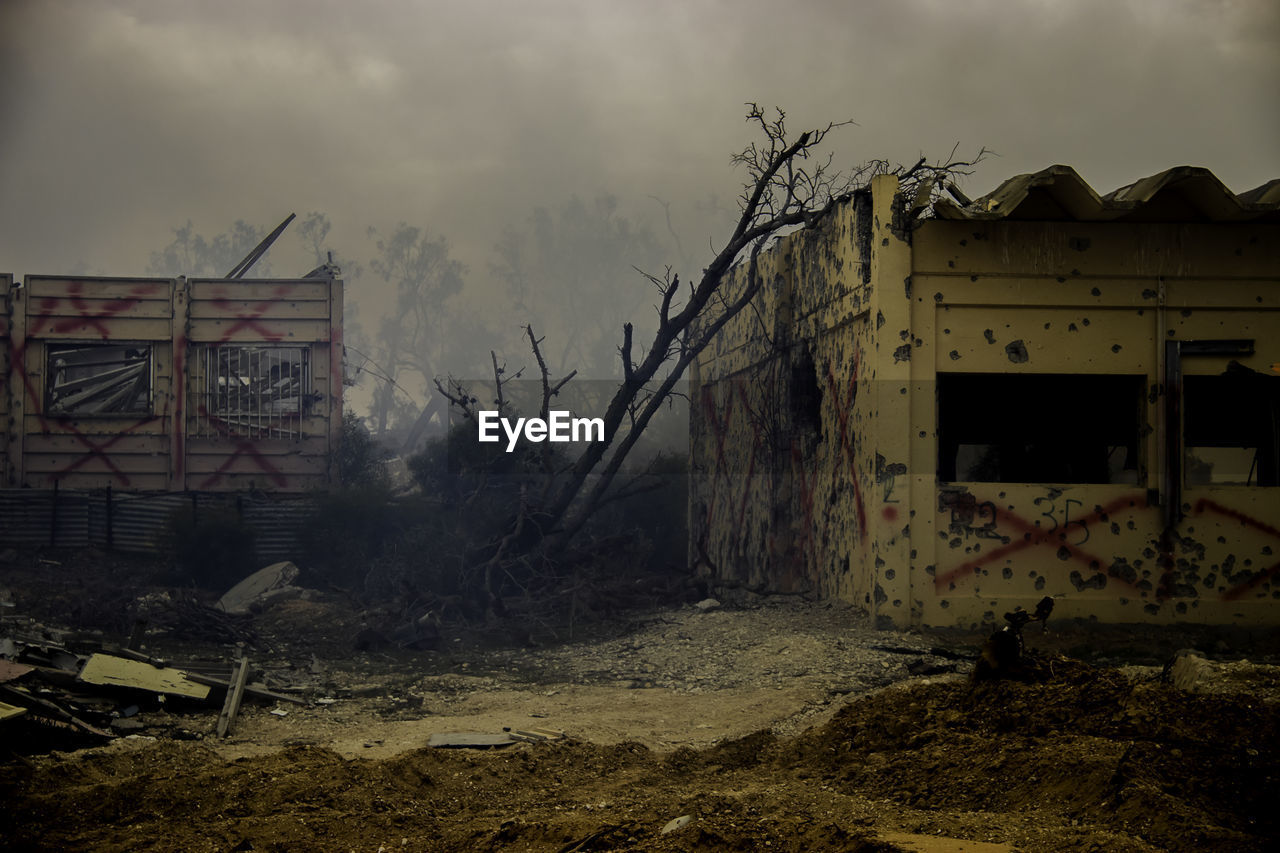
[0,275,343,493]
[691,173,1280,627]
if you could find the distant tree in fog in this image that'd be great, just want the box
[366,224,468,440]
[490,194,668,377]
[146,219,273,278]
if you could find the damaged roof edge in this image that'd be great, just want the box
[933,165,1280,223]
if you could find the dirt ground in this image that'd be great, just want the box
[1,551,1278,852]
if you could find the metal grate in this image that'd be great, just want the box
[193,345,310,439]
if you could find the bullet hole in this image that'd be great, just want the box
[1091,287,1101,296]
[881,237,890,246]
[899,386,907,395]
[1204,574,1216,589]
[874,556,886,569]
[1263,546,1273,556]
[948,260,956,268]
[1057,546,1072,560]
[885,568,896,580]
[1057,276,1066,283]
[935,292,945,303]
[1044,322,1051,330]
[1142,289,1158,299]
[1144,603,1160,615]
[959,239,967,246]
[983,329,996,344]
[970,275,979,282]
[1176,601,1188,614]
[1002,567,1012,580]
[949,537,962,549]
[1005,340,1029,363]
[1111,522,1121,535]
[1071,269,1081,276]
[904,277,912,299]
[1111,344,1122,353]
[893,344,912,363]
[1069,570,1107,591]
[919,430,927,437]
[910,549,917,559]
[1217,536,1226,544]
[1181,309,1192,317]
[876,310,885,329]
[892,599,901,608]
[925,564,936,576]
[1068,323,1078,331]
[943,327,950,334]
[1143,547,1155,559]
[1034,576,1046,591]
[940,599,950,608]
[1109,558,1137,584]
[1119,598,1129,605]
[1082,318,1090,326]
[1127,520,1137,530]
[1259,296,1264,303]
[949,350,961,360]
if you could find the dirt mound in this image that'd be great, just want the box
[785,654,1277,851]
[3,656,1275,852]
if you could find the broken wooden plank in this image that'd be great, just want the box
[427,732,516,749]
[0,700,28,721]
[216,655,251,738]
[78,653,211,700]
[0,660,34,683]
[185,671,307,705]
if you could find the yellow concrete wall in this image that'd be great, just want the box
[912,218,1280,626]
[691,175,1280,627]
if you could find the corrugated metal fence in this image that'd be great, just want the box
[0,489,316,562]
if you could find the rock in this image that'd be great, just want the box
[694,598,721,612]
[216,562,301,615]
[661,815,693,835]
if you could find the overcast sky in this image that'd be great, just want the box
[1,0,1276,303]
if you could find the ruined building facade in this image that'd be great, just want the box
[689,167,1280,627]
[0,274,343,551]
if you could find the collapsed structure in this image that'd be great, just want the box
[690,166,1280,627]
[0,271,343,550]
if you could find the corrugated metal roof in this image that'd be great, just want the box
[934,165,1280,223]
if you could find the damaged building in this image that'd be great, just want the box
[0,271,344,550]
[690,166,1280,628]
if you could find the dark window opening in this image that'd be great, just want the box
[938,373,1144,484]
[46,343,152,416]
[789,346,823,441]
[1184,363,1280,486]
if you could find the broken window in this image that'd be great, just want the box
[193,345,311,438]
[938,373,1144,484]
[45,343,152,416]
[789,345,823,441]
[1184,363,1280,486]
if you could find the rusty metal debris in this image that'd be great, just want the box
[974,595,1055,681]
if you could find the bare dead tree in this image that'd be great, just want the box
[538,106,989,547]
[439,104,985,611]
